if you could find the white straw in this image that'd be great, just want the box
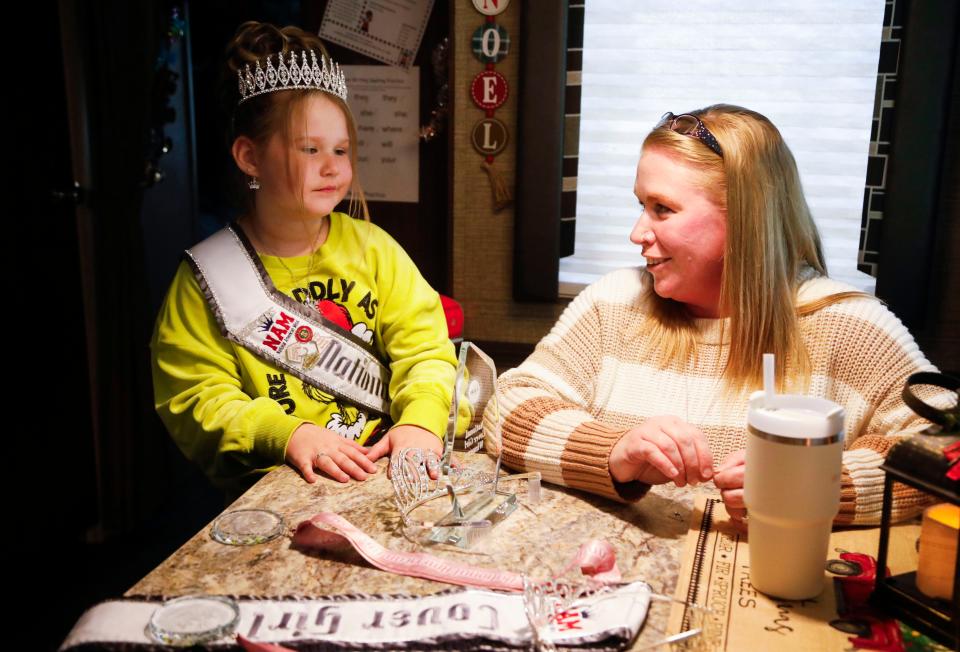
[763,353,775,407]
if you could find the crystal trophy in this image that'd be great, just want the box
[390,342,537,547]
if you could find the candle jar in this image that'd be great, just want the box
[916,503,958,601]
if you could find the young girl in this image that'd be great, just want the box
[151,22,456,499]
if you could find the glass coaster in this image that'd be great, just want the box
[147,595,239,646]
[210,508,284,546]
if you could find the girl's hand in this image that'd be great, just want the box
[609,416,714,487]
[286,423,379,483]
[365,424,444,463]
[714,449,747,523]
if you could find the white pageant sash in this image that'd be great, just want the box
[61,584,651,650]
[187,226,390,417]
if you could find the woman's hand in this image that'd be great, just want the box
[714,449,746,523]
[365,424,444,462]
[609,416,714,487]
[286,423,379,483]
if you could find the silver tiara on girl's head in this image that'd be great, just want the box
[237,50,347,104]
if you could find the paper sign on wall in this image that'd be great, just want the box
[320,0,434,69]
[343,65,420,203]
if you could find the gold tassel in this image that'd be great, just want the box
[481,159,513,211]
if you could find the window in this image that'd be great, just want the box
[560,0,884,296]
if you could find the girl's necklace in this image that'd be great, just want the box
[245,216,328,288]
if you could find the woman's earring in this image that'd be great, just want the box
[248,176,260,190]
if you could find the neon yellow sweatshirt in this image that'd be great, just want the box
[151,213,457,496]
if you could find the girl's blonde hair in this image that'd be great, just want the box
[222,21,369,222]
[640,104,831,391]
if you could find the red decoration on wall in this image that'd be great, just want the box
[472,0,510,17]
[470,71,509,111]
[470,2,513,211]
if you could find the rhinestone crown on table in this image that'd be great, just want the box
[390,448,496,526]
[237,50,347,104]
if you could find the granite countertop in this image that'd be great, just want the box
[128,456,699,598]
[122,454,937,651]
[127,454,707,647]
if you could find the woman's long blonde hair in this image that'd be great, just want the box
[640,104,829,391]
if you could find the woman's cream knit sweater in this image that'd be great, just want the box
[491,268,948,525]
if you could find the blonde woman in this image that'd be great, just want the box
[492,104,947,525]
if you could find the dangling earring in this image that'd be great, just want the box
[248,176,260,190]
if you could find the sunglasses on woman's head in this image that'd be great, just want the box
[656,112,724,158]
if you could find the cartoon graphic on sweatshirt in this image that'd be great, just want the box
[293,297,377,440]
[290,278,377,345]
[301,383,369,440]
[314,299,374,344]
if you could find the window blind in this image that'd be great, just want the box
[560,0,884,296]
